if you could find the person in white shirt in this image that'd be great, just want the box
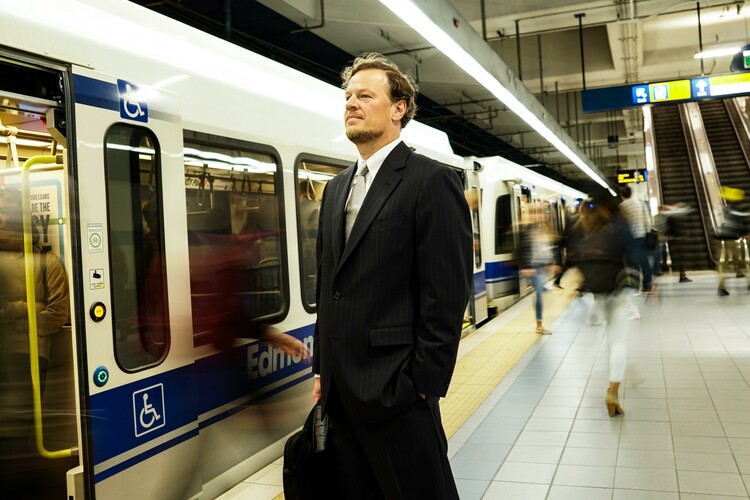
[619,186,654,293]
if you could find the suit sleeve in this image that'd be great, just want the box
[312,181,330,375]
[411,165,472,397]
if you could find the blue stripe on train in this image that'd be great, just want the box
[473,271,486,297]
[485,261,518,281]
[90,324,314,480]
[73,74,119,111]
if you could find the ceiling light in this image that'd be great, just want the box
[379,0,611,191]
[694,46,741,59]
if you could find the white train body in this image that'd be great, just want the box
[0,1,586,498]
[471,156,586,310]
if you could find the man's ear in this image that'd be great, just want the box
[392,100,407,123]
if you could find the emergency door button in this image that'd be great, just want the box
[93,366,109,387]
[90,302,107,322]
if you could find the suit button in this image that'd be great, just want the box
[333,291,341,300]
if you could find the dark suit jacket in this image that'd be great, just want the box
[312,141,472,423]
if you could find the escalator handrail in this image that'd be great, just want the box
[726,98,750,177]
[680,103,722,264]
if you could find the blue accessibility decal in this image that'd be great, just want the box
[117,79,148,123]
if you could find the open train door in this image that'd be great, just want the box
[465,164,488,329]
[0,52,81,499]
[71,67,201,499]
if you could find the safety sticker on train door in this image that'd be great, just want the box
[89,269,104,290]
[87,223,103,253]
[133,383,166,437]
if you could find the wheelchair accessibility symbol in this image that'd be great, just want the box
[117,79,149,123]
[133,383,166,437]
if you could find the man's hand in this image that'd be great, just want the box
[312,377,321,403]
[519,268,536,277]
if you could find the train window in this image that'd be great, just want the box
[182,131,287,347]
[105,125,169,370]
[295,158,347,312]
[495,194,513,254]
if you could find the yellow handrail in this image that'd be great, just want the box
[21,155,77,459]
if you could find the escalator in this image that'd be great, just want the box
[652,104,714,270]
[699,99,750,201]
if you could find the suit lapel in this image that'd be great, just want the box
[331,163,357,271]
[336,142,410,274]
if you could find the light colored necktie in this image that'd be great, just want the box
[345,163,368,241]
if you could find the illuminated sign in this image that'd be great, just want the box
[617,169,647,184]
[583,72,750,113]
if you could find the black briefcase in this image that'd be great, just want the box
[283,404,337,500]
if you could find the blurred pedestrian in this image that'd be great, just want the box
[553,200,581,289]
[570,190,636,417]
[619,186,654,293]
[519,211,555,334]
[661,203,692,283]
[717,186,750,296]
[0,187,69,494]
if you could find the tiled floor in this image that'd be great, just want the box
[218,271,750,499]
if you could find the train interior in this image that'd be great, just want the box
[0,57,78,497]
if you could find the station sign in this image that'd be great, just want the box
[583,72,750,113]
[617,169,647,184]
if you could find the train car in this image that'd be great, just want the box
[469,156,587,313]
[0,1,595,498]
[0,0,476,498]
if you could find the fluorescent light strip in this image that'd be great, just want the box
[380,0,610,190]
[694,46,741,59]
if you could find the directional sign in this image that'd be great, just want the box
[693,78,710,97]
[582,71,750,113]
[709,73,750,97]
[632,85,649,104]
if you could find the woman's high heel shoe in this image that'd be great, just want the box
[606,383,624,417]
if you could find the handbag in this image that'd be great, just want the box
[283,404,336,500]
[644,229,658,250]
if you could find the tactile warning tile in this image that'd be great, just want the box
[441,288,576,438]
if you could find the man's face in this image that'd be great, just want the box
[0,198,21,232]
[344,69,401,145]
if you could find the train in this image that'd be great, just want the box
[0,0,585,498]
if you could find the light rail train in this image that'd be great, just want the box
[0,0,584,497]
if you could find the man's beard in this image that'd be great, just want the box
[346,127,383,145]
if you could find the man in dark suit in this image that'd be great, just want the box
[311,53,472,499]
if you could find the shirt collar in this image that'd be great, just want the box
[357,136,402,178]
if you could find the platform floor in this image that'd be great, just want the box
[218,271,750,499]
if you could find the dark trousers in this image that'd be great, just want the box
[632,237,653,289]
[326,382,459,500]
[668,239,687,277]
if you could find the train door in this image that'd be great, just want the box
[465,171,488,327]
[0,54,79,499]
[71,67,200,498]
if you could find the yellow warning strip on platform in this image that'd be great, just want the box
[441,288,575,438]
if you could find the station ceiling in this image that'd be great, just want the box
[132,0,748,193]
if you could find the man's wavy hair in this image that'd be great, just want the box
[340,53,418,129]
